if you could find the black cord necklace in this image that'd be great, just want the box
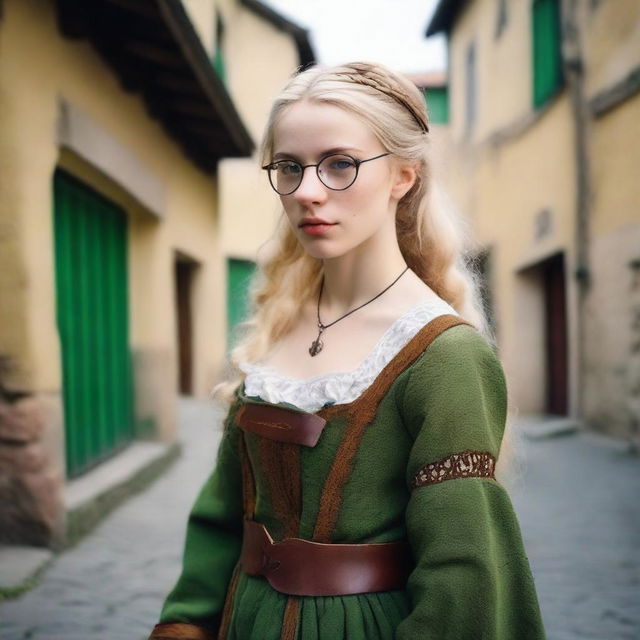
[309,266,410,357]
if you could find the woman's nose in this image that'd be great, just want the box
[293,167,327,204]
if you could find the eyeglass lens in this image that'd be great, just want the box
[269,154,357,195]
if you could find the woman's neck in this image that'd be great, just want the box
[319,248,409,318]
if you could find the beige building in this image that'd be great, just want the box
[0,0,312,550]
[426,0,640,442]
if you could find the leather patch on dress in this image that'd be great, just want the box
[148,622,216,639]
[411,450,496,488]
[235,402,327,447]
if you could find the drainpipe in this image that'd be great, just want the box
[561,0,591,422]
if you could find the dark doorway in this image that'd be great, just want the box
[175,254,197,395]
[542,252,568,415]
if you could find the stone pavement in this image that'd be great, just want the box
[0,399,638,640]
[508,419,640,640]
[0,398,225,640]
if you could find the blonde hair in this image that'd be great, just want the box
[214,62,501,409]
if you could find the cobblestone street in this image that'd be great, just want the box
[509,421,640,640]
[0,398,638,640]
[0,398,225,640]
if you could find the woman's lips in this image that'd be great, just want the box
[300,222,337,235]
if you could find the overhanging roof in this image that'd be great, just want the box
[54,0,255,174]
[240,0,315,68]
[425,0,469,37]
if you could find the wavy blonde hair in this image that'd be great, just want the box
[212,61,516,478]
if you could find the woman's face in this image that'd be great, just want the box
[270,100,413,261]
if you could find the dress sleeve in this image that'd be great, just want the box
[395,324,546,640]
[148,392,245,640]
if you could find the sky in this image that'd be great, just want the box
[261,0,447,75]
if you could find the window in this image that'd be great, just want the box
[424,87,449,125]
[531,0,563,108]
[495,0,508,39]
[213,12,226,83]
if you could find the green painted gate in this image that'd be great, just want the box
[53,170,133,478]
[226,258,256,352]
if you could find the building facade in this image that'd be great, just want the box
[0,0,311,548]
[426,0,640,442]
[180,0,314,351]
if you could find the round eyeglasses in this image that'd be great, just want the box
[262,152,391,196]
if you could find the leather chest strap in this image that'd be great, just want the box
[240,518,412,597]
[235,402,327,447]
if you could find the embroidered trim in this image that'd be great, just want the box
[411,450,496,489]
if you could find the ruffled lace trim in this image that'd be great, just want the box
[238,298,459,412]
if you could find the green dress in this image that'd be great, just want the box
[149,315,546,640]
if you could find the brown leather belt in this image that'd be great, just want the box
[240,519,412,596]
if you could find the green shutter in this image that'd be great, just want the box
[53,170,133,478]
[226,258,255,351]
[213,13,226,83]
[213,44,226,84]
[532,0,563,108]
[424,87,449,124]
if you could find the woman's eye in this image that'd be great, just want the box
[329,159,355,171]
[278,162,301,176]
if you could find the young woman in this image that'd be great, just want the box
[149,61,545,640]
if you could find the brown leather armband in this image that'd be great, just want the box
[148,622,216,640]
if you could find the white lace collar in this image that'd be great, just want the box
[238,298,459,413]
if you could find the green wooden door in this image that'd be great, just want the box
[226,258,255,351]
[53,170,133,478]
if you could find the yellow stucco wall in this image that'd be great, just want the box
[474,95,576,415]
[583,0,640,98]
[0,0,229,445]
[441,0,640,437]
[590,95,640,235]
[180,0,303,349]
[181,0,301,265]
[583,91,640,437]
[186,0,299,260]
[217,1,302,262]
[449,0,532,143]
[442,1,579,416]
[182,0,216,55]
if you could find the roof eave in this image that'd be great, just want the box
[425,0,468,37]
[240,0,315,68]
[54,0,254,174]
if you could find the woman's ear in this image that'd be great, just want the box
[390,162,418,201]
